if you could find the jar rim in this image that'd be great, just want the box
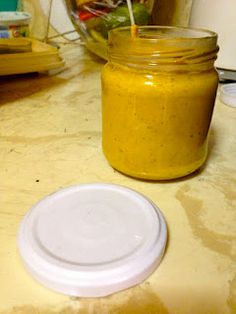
[109,25,217,41]
[107,26,218,71]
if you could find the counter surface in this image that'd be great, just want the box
[0,44,235,314]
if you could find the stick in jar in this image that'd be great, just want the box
[126,0,138,37]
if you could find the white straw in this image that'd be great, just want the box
[126,0,135,26]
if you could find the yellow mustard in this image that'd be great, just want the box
[101,26,219,180]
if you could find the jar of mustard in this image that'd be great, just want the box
[101,26,218,180]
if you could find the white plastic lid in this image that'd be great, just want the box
[18,183,167,297]
[220,83,236,108]
[0,12,31,26]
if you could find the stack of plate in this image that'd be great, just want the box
[0,38,64,75]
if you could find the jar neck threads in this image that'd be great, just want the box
[108,26,218,72]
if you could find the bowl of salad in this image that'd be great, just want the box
[64,0,152,59]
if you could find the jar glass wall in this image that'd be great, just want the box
[101,26,219,180]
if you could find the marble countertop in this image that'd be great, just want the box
[0,43,235,314]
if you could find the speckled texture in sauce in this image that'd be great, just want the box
[102,63,218,179]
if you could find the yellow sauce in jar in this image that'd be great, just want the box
[102,26,219,180]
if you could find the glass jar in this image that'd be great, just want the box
[101,26,219,180]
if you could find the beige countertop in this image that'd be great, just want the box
[0,43,235,314]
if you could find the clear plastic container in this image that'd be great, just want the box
[0,12,31,38]
[64,0,154,59]
[101,26,219,180]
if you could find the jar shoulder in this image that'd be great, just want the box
[101,62,218,91]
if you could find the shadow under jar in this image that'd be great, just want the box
[101,26,219,180]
